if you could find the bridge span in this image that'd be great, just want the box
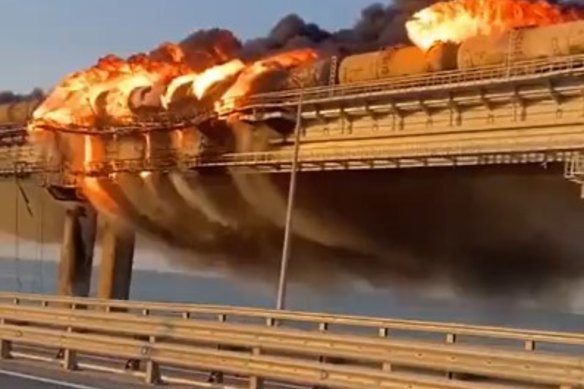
[0,54,584,180]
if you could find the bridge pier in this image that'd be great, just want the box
[97,220,135,300]
[57,205,97,297]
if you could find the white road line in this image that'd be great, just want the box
[0,369,105,389]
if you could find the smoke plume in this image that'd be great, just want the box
[240,1,437,59]
[0,89,44,104]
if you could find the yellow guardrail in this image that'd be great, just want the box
[2,292,583,350]
[0,324,505,389]
[0,304,582,387]
[0,293,582,388]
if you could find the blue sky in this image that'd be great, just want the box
[0,0,376,93]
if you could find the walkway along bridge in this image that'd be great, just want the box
[0,54,583,388]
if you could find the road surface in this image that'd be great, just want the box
[0,359,150,389]
[0,370,103,389]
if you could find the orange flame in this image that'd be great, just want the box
[218,49,318,111]
[31,44,191,129]
[406,0,583,50]
[31,43,317,133]
[162,58,245,107]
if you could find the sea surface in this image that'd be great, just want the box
[0,258,582,333]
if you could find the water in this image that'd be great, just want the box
[0,258,582,332]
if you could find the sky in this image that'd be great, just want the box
[0,0,377,93]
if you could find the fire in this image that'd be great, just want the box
[406,0,584,50]
[217,49,318,112]
[193,59,245,99]
[162,58,245,107]
[31,44,191,129]
[30,42,317,133]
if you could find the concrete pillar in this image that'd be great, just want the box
[57,205,97,297]
[97,220,135,300]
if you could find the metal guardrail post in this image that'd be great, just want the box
[379,328,391,371]
[445,333,457,379]
[524,340,536,351]
[145,335,160,385]
[62,327,77,371]
[0,319,11,359]
[249,347,264,389]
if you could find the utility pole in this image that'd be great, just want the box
[276,82,304,311]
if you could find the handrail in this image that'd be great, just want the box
[0,303,582,387]
[2,292,583,349]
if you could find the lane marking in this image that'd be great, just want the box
[0,369,105,389]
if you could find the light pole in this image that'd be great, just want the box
[275,80,304,311]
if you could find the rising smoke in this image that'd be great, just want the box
[240,1,437,58]
[0,89,44,104]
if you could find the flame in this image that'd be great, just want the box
[194,59,245,98]
[218,49,318,111]
[31,43,316,134]
[406,0,584,50]
[31,44,191,129]
[162,58,245,107]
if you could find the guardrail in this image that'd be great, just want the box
[0,293,582,389]
[2,292,583,351]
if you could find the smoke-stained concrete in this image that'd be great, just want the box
[57,205,96,296]
[0,181,65,244]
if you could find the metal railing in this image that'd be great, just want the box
[1,292,584,387]
[221,53,584,113]
[565,152,584,184]
[2,292,582,351]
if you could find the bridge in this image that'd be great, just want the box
[0,54,583,388]
[2,54,584,177]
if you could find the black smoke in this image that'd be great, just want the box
[0,89,44,105]
[239,1,436,59]
[239,0,584,59]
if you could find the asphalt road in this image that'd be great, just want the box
[0,369,104,389]
[0,361,153,389]
[0,361,220,389]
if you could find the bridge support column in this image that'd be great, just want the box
[57,205,97,297]
[97,220,135,300]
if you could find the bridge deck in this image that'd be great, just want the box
[0,54,584,180]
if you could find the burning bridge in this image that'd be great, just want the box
[1,50,584,389]
[2,53,584,185]
[0,51,584,296]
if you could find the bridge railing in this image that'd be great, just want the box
[19,53,584,135]
[0,294,582,388]
[221,53,584,113]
